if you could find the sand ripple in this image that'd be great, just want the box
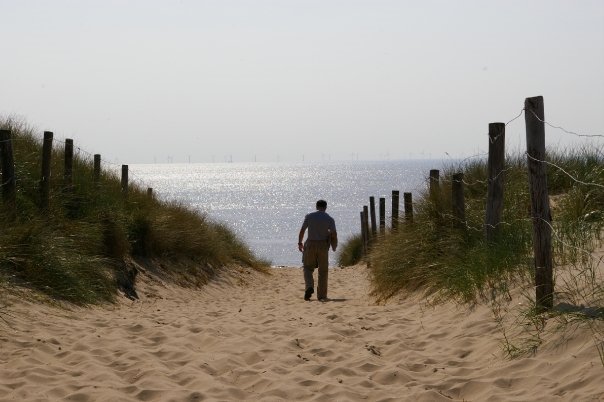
[1,265,602,401]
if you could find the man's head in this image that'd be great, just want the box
[316,199,327,211]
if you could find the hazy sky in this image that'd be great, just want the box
[1,0,603,163]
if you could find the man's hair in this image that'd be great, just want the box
[316,199,327,209]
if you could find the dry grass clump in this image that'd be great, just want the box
[364,148,604,305]
[0,116,268,304]
[368,154,533,303]
[337,233,364,267]
[352,145,604,359]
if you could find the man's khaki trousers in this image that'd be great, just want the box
[302,240,330,299]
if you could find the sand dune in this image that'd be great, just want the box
[0,265,602,401]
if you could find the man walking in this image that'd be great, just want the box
[298,200,337,301]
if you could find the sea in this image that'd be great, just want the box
[130,160,444,267]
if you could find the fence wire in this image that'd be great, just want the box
[528,109,604,139]
[357,104,603,289]
[526,152,604,189]
[0,129,154,196]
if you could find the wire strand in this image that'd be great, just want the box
[505,108,525,126]
[528,109,604,138]
[525,152,604,189]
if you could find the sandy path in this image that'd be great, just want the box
[0,265,602,401]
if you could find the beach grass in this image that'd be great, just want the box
[336,145,604,357]
[337,233,364,267]
[0,116,268,304]
[357,148,604,304]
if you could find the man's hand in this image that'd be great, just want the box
[298,242,304,252]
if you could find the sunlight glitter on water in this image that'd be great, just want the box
[130,160,442,266]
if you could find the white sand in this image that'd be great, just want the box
[0,264,602,401]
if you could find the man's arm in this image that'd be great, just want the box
[329,217,338,251]
[330,230,338,252]
[298,227,306,252]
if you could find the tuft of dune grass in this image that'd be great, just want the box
[312,144,604,360]
[351,148,604,304]
[0,116,268,304]
[337,233,364,267]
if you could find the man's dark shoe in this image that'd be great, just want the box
[304,287,314,301]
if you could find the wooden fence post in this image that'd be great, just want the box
[379,197,386,235]
[485,123,506,241]
[363,205,370,246]
[404,192,413,222]
[0,129,16,218]
[147,188,153,197]
[391,190,399,231]
[40,131,53,210]
[360,211,368,255]
[121,164,129,197]
[429,169,441,221]
[369,196,377,237]
[429,169,440,200]
[452,173,465,228]
[93,154,101,186]
[525,95,553,312]
[64,138,74,191]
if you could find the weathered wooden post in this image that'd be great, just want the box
[485,123,505,241]
[93,154,101,186]
[147,188,153,197]
[365,205,372,266]
[0,129,16,218]
[391,190,399,231]
[452,173,465,228]
[64,138,74,191]
[429,169,440,200]
[121,164,129,197]
[525,95,553,312]
[360,211,368,255]
[363,205,370,246]
[429,169,441,221]
[369,196,377,237]
[379,197,386,235]
[404,192,413,222]
[40,131,53,210]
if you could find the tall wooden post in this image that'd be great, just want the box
[369,196,377,237]
[485,123,506,241]
[121,164,129,197]
[379,197,386,235]
[64,138,74,191]
[391,190,399,230]
[0,129,16,218]
[525,96,553,312]
[429,169,440,199]
[452,173,465,228]
[404,192,413,222]
[93,154,101,186]
[40,131,53,210]
[429,169,441,222]
[360,211,367,255]
[363,205,370,247]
